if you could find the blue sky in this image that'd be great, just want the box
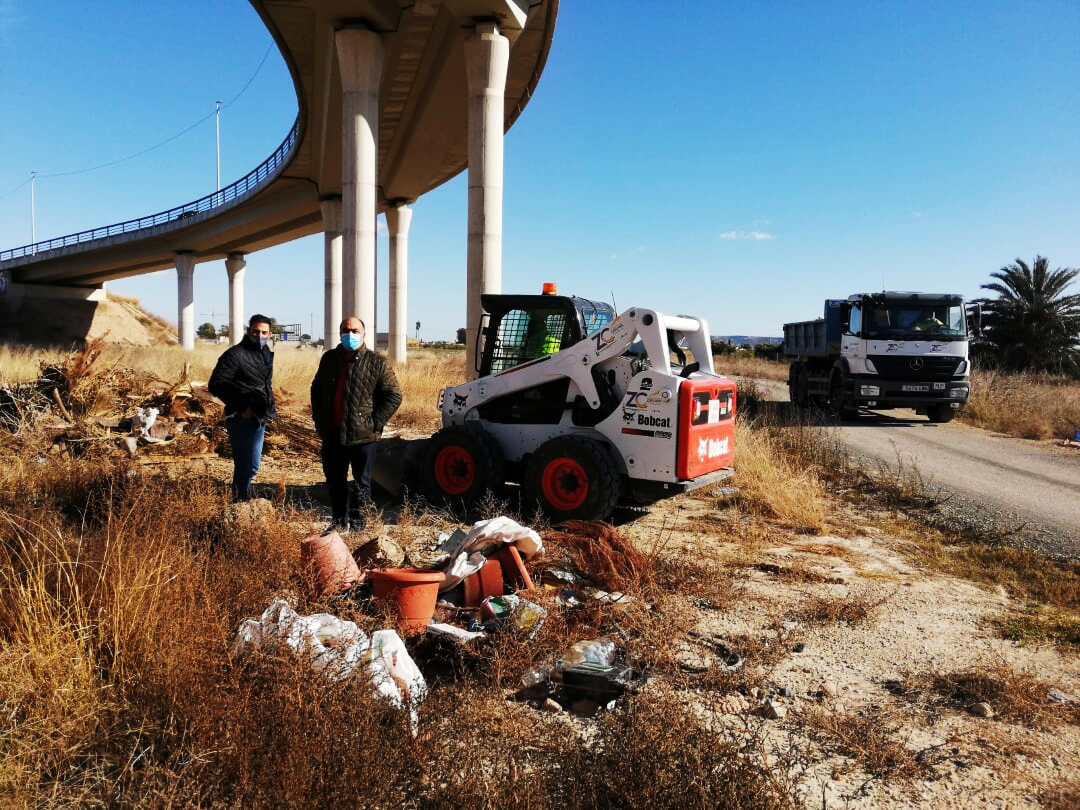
[2,1,1078,342]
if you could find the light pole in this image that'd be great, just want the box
[30,171,36,252]
[215,100,222,194]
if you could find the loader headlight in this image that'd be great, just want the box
[949,385,969,398]
[955,360,969,375]
[864,358,878,374]
[860,385,881,397]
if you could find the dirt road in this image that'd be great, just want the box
[753,379,1080,559]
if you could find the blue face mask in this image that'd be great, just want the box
[341,332,362,351]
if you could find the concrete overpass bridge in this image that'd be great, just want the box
[0,0,558,364]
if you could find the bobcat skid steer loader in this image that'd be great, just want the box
[398,285,737,523]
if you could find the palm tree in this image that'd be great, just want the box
[974,256,1080,375]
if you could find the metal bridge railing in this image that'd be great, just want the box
[0,116,301,262]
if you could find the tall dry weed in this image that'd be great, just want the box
[0,344,68,383]
[714,354,789,382]
[722,416,829,533]
[393,350,464,431]
[963,368,1080,440]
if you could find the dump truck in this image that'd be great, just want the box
[783,292,971,422]
[388,285,737,522]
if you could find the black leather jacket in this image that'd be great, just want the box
[208,337,276,420]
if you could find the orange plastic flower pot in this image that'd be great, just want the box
[369,568,446,634]
[462,558,505,608]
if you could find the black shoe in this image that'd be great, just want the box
[323,518,349,536]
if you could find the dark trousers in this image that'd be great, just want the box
[321,437,377,527]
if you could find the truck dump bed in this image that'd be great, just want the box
[783,319,827,357]
[783,300,845,358]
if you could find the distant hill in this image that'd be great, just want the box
[712,335,783,347]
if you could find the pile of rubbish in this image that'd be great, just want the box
[229,516,649,731]
[0,338,316,463]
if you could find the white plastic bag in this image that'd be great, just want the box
[229,599,427,733]
[363,629,427,734]
[230,598,368,681]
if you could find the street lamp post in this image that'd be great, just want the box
[215,100,222,194]
[30,171,36,250]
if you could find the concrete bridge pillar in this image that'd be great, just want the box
[335,26,382,339]
[225,252,247,345]
[320,196,343,348]
[386,202,412,366]
[464,21,509,378]
[175,251,195,350]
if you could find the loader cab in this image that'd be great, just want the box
[477,291,616,376]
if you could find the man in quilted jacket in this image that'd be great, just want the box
[208,314,276,501]
[311,316,402,532]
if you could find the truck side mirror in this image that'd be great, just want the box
[967,303,982,337]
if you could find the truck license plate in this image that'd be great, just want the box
[902,384,929,392]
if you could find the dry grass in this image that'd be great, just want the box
[714,355,790,382]
[962,368,1080,440]
[798,706,941,781]
[894,664,1080,728]
[4,341,1080,806]
[0,344,69,383]
[719,416,829,534]
[0,458,811,807]
[393,350,464,431]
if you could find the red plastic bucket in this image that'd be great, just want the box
[369,568,446,634]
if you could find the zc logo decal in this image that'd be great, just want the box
[591,319,627,356]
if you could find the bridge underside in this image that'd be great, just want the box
[1,0,557,354]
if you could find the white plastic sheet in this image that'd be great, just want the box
[230,598,426,732]
[437,516,544,592]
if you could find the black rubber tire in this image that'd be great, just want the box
[927,404,956,423]
[524,436,622,522]
[418,425,505,510]
[791,366,810,408]
[828,372,859,420]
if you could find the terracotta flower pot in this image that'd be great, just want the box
[369,568,446,634]
[301,530,361,595]
[462,557,504,608]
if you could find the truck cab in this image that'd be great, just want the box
[785,292,971,422]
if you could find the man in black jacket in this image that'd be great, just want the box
[311,316,402,531]
[208,314,276,501]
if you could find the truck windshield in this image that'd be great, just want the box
[863,302,966,339]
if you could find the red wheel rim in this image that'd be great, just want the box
[433,445,475,495]
[541,457,589,511]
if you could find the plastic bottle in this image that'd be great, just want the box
[557,637,616,671]
[520,637,616,687]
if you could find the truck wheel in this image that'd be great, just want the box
[419,425,505,510]
[525,436,621,522]
[791,366,810,408]
[927,404,956,423]
[828,372,858,420]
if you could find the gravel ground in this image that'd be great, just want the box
[618,496,1080,809]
